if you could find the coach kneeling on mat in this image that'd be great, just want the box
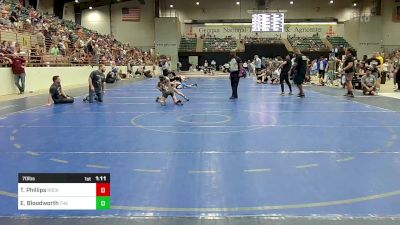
[47,76,74,105]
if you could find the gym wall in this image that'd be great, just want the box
[162,0,358,21]
[0,66,160,96]
[382,0,400,47]
[81,5,111,35]
[80,0,155,49]
[155,17,181,71]
[184,24,345,39]
[37,0,54,15]
[63,2,76,22]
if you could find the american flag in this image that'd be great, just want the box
[122,8,141,22]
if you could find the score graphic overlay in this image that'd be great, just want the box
[18,173,110,210]
[252,13,285,32]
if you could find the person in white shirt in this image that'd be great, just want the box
[228,52,243,99]
[249,60,255,77]
[311,60,318,76]
[243,61,248,75]
[254,54,262,73]
[162,58,170,76]
[223,62,230,73]
[204,60,209,74]
[211,60,216,75]
[177,61,182,72]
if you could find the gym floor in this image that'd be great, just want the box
[1,76,400,224]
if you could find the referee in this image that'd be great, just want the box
[291,51,307,98]
[228,52,243,99]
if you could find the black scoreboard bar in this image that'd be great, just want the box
[18,173,110,183]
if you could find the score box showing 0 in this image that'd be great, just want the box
[18,173,110,210]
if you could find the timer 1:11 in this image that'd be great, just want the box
[95,176,107,182]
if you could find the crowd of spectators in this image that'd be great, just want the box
[0,0,157,67]
[288,34,328,51]
[178,34,353,54]
[242,35,282,44]
[203,36,237,52]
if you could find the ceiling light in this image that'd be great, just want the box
[236,1,240,5]
[196,2,199,5]
[170,4,174,8]
[89,6,93,9]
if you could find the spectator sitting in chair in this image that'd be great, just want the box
[135,68,142,77]
[361,66,377,96]
[142,66,152,78]
[256,65,267,84]
[47,76,74,105]
[111,62,121,81]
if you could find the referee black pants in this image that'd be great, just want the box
[230,71,240,98]
[280,73,292,93]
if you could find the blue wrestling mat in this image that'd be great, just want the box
[1,77,400,218]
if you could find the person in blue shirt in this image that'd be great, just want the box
[317,56,328,86]
[111,62,121,81]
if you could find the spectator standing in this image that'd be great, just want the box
[326,55,340,86]
[376,52,384,66]
[254,54,262,73]
[3,52,27,94]
[343,48,356,98]
[87,64,106,103]
[203,60,209,74]
[243,60,248,74]
[162,58,170,76]
[317,56,328,85]
[0,10,12,28]
[393,51,400,91]
[279,54,293,96]
[9,5,19,27]
[177,61,182,72]
[35,29,45,49]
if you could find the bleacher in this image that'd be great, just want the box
[288,36,328,51]
[179,37,197,52]
[0,0,154,67]
[243,37,282,44]
[327,36,352,49]
[203,37,237,52]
